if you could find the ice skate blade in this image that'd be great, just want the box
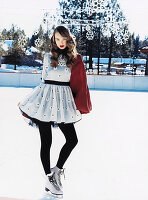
[45,187,63,199]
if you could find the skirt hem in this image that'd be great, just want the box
[19,108,82,129]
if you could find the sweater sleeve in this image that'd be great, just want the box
[41,53,50,83]
[70,55,92,114]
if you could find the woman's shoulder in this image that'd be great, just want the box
[71,54,84,72]
[75,53,82,60]
[73,53,83,64]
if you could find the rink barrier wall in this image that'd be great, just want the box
[0,72,148,91]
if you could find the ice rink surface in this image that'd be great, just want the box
[0,87,148,200]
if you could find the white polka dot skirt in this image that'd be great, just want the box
[19,82,82,125]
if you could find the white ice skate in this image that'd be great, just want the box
[51,166,65,190]
[45,171,63,198]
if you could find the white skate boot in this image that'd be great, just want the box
[51,166,65,190]
[45,171,63,198]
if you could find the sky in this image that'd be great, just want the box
[0,0,147,40]
[118,0,148,40]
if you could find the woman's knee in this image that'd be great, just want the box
[67,134,78,149]
[59,123,78,147]
[74,136,78,146]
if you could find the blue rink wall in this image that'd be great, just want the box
[0,72,148,91]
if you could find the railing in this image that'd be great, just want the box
[85,63,146,76]
[1,71,148,91]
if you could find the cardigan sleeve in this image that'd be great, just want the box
[70,55,92,114]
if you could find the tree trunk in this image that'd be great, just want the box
[145,55,148,75]
[108,34,114,75]
[88,40,93,69]
[97,26,101,75]
[80,0,83,36]
[14,63,16,70]
[0,55,1,68]
[86,41,88,71]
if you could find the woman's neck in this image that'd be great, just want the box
[57,47,68,55]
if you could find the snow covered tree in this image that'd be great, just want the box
[0,44,7,56]
[58,0,129,74]
[0,28,8,40]
[0,44,5,67]
[8,44,25,70]
[141,37,148,48]
[133,35,140,58]
[97,0,129,73]
[8,27,28,69]
[34,25,50,53]
[0,25,28,69]
[30,14,56,55]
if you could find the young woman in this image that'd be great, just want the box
[18,25,92,198]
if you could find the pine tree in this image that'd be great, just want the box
[58,0,129,74]
[0,25,28,70]
[133,35,140,58]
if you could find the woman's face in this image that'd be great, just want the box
[54,32,67,50]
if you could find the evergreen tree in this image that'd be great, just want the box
[141,37,148,48]
[30,24,54,54]
[0,25,28,69]
[58,0,129,73]
[133,35,140,58]
[139,37,148,59]
[8,44,25,70]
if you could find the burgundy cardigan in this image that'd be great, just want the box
[70,54,92,114]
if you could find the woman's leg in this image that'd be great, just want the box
[56,123,78,169]
[38,122,52,175]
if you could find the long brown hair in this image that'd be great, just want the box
[50,25,77,69]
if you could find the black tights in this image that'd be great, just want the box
[38,122,78,175]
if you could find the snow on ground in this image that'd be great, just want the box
[0,87,148,200]
[1,64,41,73]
